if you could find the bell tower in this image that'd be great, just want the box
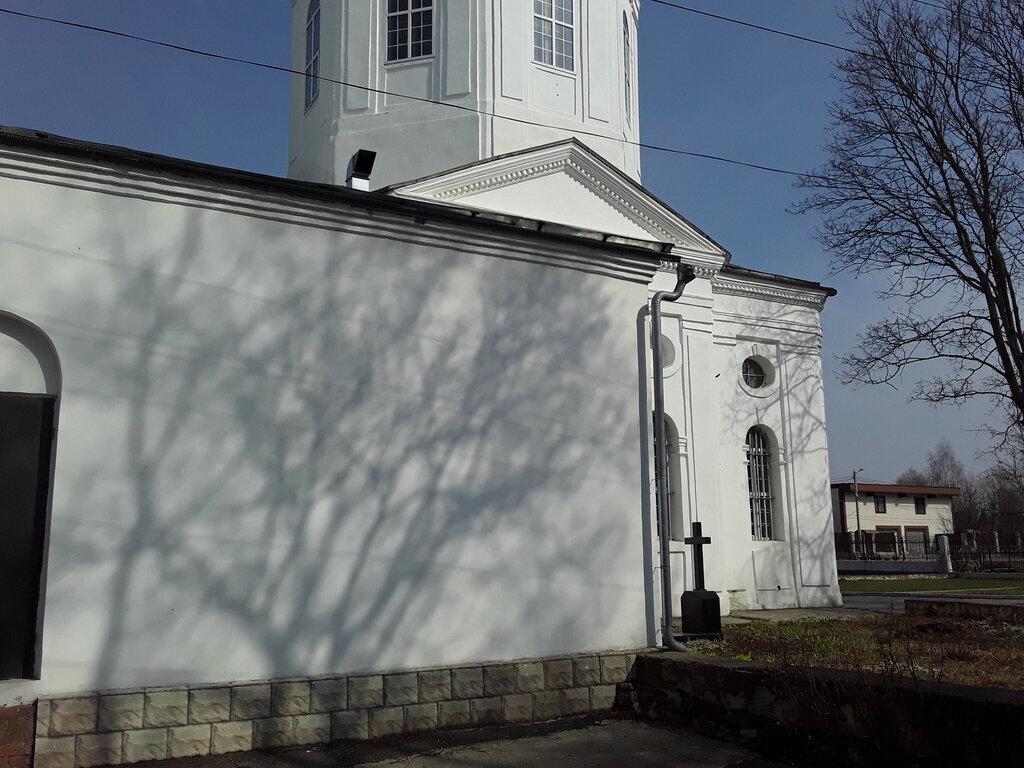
[288,0,641,190]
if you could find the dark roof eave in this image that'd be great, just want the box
[831,482,961,496]
[721,263,838,298]
[0,126,674,258]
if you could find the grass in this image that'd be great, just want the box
[689,615,1024,691]
[840,576,1024,594]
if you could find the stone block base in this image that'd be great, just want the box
[32,650,643,768]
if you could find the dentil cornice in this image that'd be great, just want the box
[712,275,830,310]
[391,141,729,258]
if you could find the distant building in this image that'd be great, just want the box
[831,482,960,552]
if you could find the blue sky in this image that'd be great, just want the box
[0,0,991,482]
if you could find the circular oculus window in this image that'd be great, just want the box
[742,358,767,389]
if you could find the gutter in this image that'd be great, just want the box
[650,261,696,652]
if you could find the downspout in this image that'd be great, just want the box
[651,261,696,652]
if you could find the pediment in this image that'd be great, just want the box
[387,140,728,262]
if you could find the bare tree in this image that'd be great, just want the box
[897,438,966,530]
[799,0,1024,435]
[896,467,930,485]
[925,437,967,486]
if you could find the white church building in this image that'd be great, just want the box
[0,2,839,765]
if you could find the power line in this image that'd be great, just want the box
[648,0,992,90]
[906,0,949,11]
[0,5,812,179]
[647,0,857,55]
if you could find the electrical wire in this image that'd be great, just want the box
[648,0,993,90]
[0,1,990,177]
[0,4,813,178]
[647,0,857,54]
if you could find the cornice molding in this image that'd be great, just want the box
[712,275,830,310]
[0,147,664,285]
[392,142,729,258]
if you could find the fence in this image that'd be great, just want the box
[950,546,1024,573]
[834,531,936,561]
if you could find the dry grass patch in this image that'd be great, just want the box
[689,616,1024,691]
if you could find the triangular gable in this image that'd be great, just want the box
[386,139,729,264]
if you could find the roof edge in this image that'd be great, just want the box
[721,263,837,297]
[0,126,674,261]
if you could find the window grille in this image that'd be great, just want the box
[746,427,773,540]
[874,495,887,513]
[387,0,433,62]
[742,358,766,388]
[305,0,321,109]
[534,0,574,71]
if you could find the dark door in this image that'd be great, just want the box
[0,393,54,680]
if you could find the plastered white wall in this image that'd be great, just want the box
[459,173,653,240]
[288,0,641,189]
[655,276,841,613]
[0,153,654,705]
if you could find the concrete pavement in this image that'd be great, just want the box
[143,718,793,768]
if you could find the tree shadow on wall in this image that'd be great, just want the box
[710,297,837,605]
[41,202,649,688]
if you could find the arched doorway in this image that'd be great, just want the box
[0,313,60,680]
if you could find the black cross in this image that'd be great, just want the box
[684,521,712,591]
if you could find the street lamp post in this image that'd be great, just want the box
[853,467,865,557]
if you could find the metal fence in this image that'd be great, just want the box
[834,531,935,561]
[950,546,1024,573]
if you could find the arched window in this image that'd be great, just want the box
[746,427,774,540]
[623,12,632,122]
[664,416,685,540]
[305,0,321,109]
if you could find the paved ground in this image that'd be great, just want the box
[150,718,792,768]
[841,591,1024,615]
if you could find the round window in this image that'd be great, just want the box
[742,358,766,389]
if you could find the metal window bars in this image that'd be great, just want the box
[746,427,773,540]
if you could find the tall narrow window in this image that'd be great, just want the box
[304,0,320,109]
[623,12,632,121]
[746,427,774,540]
[534,0,574,71]
[387,0,433,62]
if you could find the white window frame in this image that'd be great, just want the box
[533,0,575,72]
[304,0,321,110]
[386,0,434,63]
[746,427,774,541]
[623,11,632,123]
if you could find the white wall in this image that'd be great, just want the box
[656,274,841,612]
[288,0,641,189]
[0,146,655,705]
